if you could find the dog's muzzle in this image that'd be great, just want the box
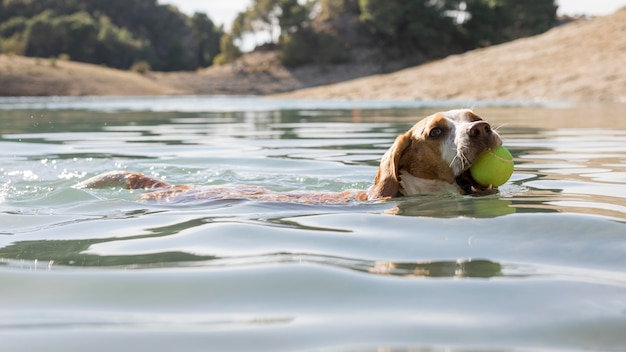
[454,121,501,195]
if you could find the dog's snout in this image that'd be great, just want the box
[468,121,492,138]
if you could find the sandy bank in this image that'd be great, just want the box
[0,55,180,96]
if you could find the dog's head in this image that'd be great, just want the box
[368,109,502,199]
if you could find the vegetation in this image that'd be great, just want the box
[233,0,557,66]
[231,0,349,66]
[212,34,241,65]
[461,0,559,47]
[0,0,224,71]
[0,0,558,71]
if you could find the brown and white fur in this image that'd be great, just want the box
[77,109,503,203]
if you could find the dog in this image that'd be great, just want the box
[77,109,503,203]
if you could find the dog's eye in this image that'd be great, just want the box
[429,127,443,139]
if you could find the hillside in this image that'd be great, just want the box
[0,7,624,102]
[0,55,180,96]
[278,7,626,103]
[0,49,392,97]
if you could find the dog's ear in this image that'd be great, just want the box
[368,132,412,199]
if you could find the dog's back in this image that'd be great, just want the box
[76,171,369,204]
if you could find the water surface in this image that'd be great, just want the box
[1,96,625,351]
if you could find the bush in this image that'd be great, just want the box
[0,16,28,37]
[0,33,26,55]
[212,53,229,66]
[212,34,241,65]
[130,60,151,74]
[315,32,348,64]
[280,30,348,67]
[280,32,310,67]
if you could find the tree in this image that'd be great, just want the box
[1,0,226,71]
[277,0,310,34]
[231,0,315,46]
[58,11,99,62]
[231,0,280,44]
[461,0,557,47]
[318,0,360,20]
[95,16,145,69]
[213,34,241,65]
[358,0,459,58]
[23,10,59,58]
[191,12,223,67]
[508,0,557,38]
[0,16,28,54]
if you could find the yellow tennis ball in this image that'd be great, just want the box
[469,146,514,187]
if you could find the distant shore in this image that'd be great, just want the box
[1,7,624,103]
[276,7,625,103]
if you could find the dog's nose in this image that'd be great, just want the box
[468,121,492,138]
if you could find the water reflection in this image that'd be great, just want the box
[368,259,501,278]
[389,195,516,218]
[0,234,502,278]
[507,126,626,219]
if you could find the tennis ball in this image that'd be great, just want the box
[469,146,514,187]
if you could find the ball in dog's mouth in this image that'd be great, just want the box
[455,169,495,195]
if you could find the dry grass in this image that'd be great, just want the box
[0,55,180,96]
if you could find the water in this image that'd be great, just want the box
[1,96,625,351]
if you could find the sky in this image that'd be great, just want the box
[161,0,626,29]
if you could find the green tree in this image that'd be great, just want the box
[213,34,241,65]
[57,11,99,63]
[0,16,28,38]
[95,16,145,69]
[508,0,557,38]
[278,0,347,66]
[358,0,458,57]
[230,0,279,44]
[230,0,344,66]
[250,0,281,43]
[1,0,225,71]
[191,12,223,67]
[0,16,28,54]
[319,0,360,20]
[23,10,59,58]
[461,0,557,47]
[231,0,314,45]
[231,11,252,41]
[277,0,310,34]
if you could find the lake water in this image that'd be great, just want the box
[1,96,625,351]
